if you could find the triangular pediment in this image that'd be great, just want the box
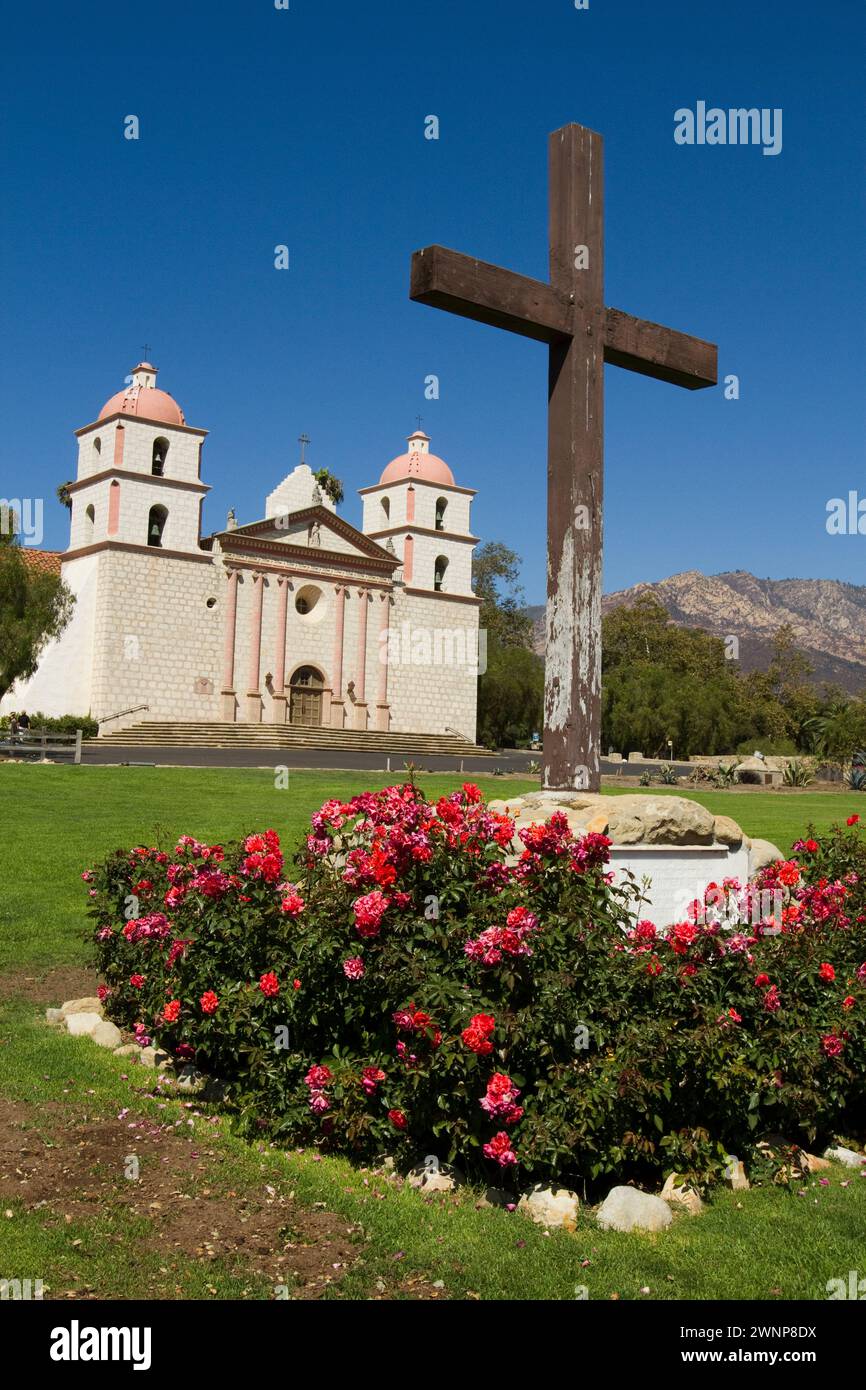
[214,505,398,573]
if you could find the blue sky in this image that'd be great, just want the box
[1,0,864,603]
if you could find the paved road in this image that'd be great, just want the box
[79,745,535,774]
[73,745,695,779]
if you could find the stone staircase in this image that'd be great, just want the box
[96,721,493,757]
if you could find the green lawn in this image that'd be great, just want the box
[0,764,862,1301]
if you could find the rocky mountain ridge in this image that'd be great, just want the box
[527,570,866,693]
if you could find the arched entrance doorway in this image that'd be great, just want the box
[289,666,324,727]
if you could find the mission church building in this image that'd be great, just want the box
[5,363,481,740]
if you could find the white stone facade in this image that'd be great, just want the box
[1,370,481,740]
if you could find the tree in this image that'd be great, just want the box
[602,664,753,759]
[740,625,821,749]
[477,638,544,750]
[802,698,866,765]
[603,593,729,680]
[0,523,74,702]
[472,541,534,648]
[473,542,543,748]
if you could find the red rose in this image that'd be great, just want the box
[388,1109,407,1131]
[129,974,145,990]
[763,985,781,1012]
[200,991,219,1015]
[259,972,280,997]
[818,963,836,983]
[847,815,860,827]
[483,1131,517,1167]
[461,1028,494,1055]
[461,1013,496,1054]
[804,839,819,853]
[162,1000,181,1024]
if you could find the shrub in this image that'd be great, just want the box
[846,754,866,793]
[782,759,814,787]
[711,761,741,788]
[0,711,99,738]
[84,786,866,1189]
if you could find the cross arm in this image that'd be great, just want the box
[410,245,573,345]
[604,307,717,390]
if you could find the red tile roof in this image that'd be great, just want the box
[20,549,63,577]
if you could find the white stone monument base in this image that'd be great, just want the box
[487,791,783,929]
[609,843,751,926]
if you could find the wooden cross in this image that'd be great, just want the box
[410,122,717,792]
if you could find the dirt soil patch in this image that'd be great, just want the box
[0,1096,361,1299]
[0,965,98,1006]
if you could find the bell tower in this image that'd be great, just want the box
[359,430,477,596]
[67,361,209,557]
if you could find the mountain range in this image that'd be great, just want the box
[526,571,866,694]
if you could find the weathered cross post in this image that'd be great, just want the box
[410,123,717,792]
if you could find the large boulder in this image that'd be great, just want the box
[801,1152,831,1174]
[518,1184,580,1231]
[406,1160,462,1194]
[605,796,716,846]
[749,839,784,871]
[714,815,746,849]
[504,791,598,812]
[660,1173,705,1216]
[65,1011,103,1038]
[824,1146,866,1169]
[60,997,104,1019]
[489,792,724,847]
[723,1155,750,1190]
[89,1019,122,1049]
[175,1064,207,1093]
[596,1186,673,1233]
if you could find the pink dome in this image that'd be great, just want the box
[98,363,185,426]
[379,431,455,486]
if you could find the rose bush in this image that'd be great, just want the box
[84,784,866,1186]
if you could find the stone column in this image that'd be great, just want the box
[271,575,290,724]
[354,588,369,730]
[330,584,346,729]
[245,571,265,723]
[220,568,239,722]
[376,591,391,731]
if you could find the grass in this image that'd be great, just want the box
[0,764,863,1301]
